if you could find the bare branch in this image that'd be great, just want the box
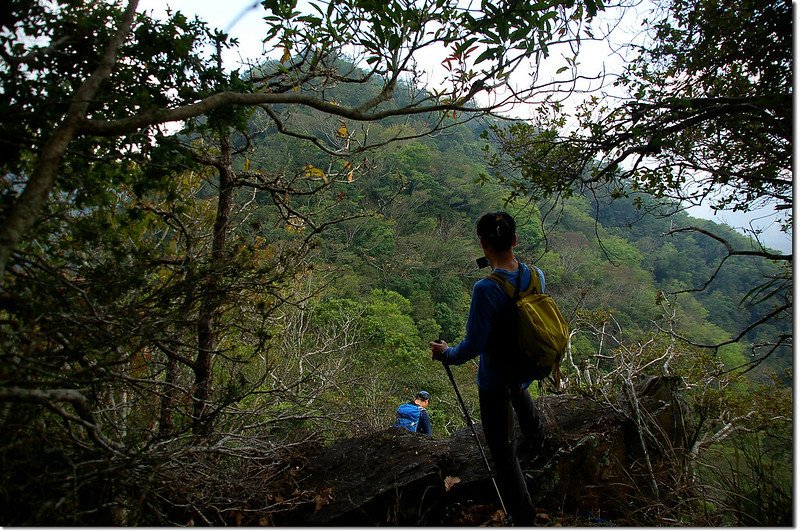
[663,226,791,262]
[0,386,124,453]
[77,90,490,137]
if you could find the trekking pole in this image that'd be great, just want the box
[442,362,508,517]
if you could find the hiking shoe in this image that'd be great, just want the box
[518,428,546,453]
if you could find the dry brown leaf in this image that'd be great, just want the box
[314,487,334,512]
[443,475,461,492]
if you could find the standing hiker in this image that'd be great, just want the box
[393,390,432,436]
[429,211,545,526]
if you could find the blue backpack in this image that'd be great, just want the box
[393,402,421,432]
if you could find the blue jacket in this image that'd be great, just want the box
[442,261,546,391]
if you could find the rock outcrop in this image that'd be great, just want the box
[269,376,686,526]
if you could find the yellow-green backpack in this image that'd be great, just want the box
[487,266,569,382]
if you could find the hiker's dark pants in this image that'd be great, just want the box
[479,385,539,526]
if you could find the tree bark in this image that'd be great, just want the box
[193,134,234,435]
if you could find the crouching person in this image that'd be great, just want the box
[393,390,432,436]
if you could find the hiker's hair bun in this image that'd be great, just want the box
[476,211,516,252]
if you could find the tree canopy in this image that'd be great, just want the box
[485,0,791,230]
[0,0,608,278]
[481,0,791,354]
[0,0,792,526]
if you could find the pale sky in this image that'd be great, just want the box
[137,0,275,67]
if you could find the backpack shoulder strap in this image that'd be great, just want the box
[486,272,516,299]
[491,263,542,298]
[525,265,543,295]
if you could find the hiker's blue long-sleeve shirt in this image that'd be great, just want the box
[417,407,432,436]
[441,261,546,392]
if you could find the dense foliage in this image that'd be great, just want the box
[0,0,791,526]
[483,0,792,223]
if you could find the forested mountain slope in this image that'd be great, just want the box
[274,90,791,386]
[1,32,790,527]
